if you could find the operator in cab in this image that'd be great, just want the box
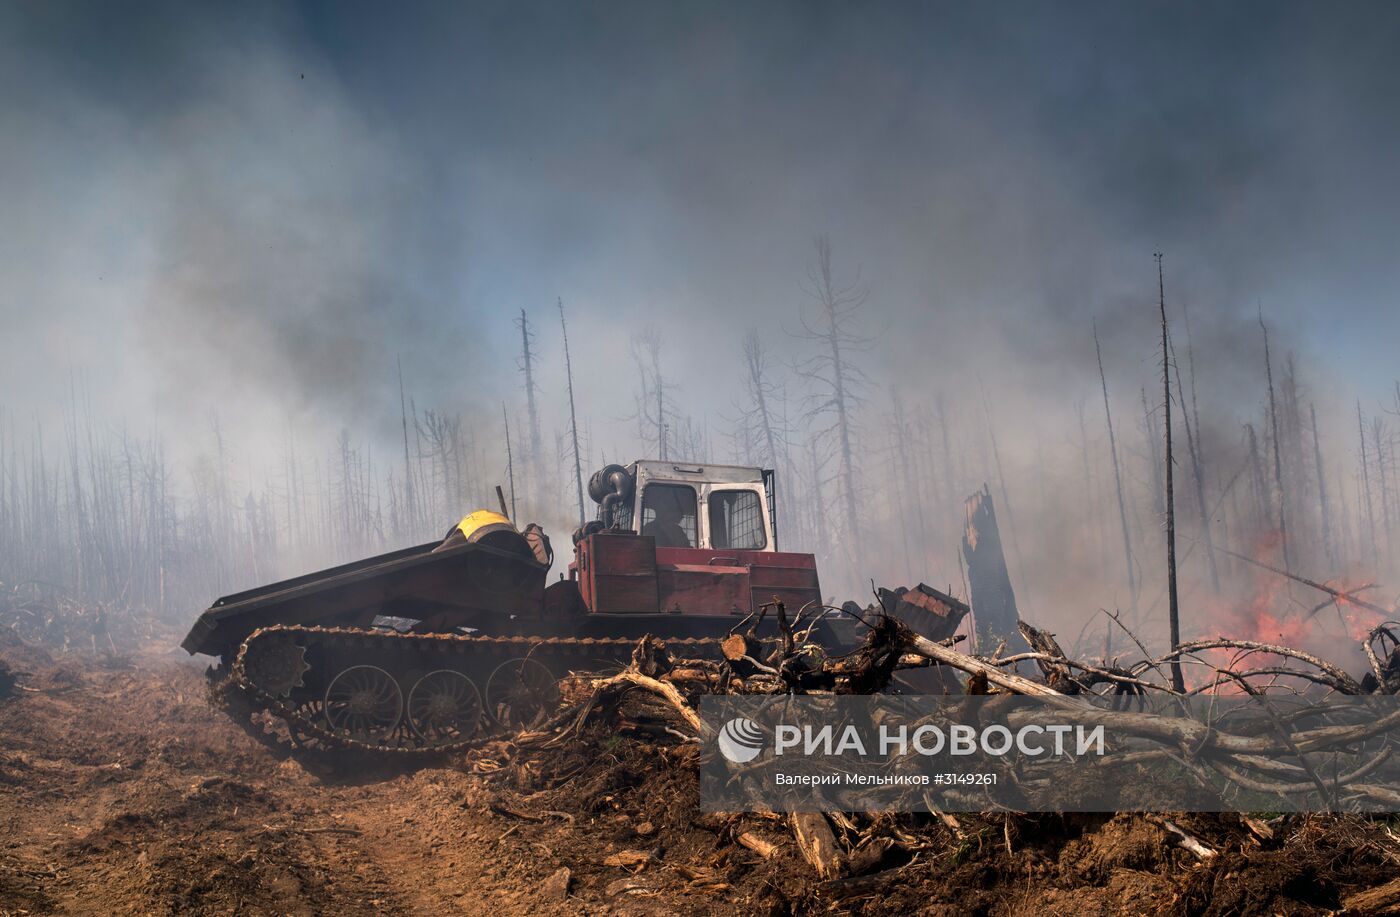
[641,485,694,548]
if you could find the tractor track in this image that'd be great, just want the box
[222,624,724,756]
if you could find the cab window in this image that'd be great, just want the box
[708,490,766,551]
[640,483,697,548]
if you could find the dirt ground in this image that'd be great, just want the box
[3,632,1400,917]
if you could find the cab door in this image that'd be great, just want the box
[699,484,771,553]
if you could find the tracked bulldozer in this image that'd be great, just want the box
[185,460,857,755]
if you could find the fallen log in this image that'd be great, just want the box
[587,671,705,734]
[1162,639,1365,695]
[1342,876,1400,915]
[790,812,844,879]
[721,633,761,664]
[736,831,781,859]
[898,621,1400,762]
[896,621,1065,697]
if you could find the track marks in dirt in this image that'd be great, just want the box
[0,647,592,916]
[0,650,401,915]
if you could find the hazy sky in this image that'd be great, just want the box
[3,0,1399,476]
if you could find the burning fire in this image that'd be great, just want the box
[1182,533,1390,692]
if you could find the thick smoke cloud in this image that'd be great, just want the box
[3,1,1400,646]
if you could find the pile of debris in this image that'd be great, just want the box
[451,592,1400,913]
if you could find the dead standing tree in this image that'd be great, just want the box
[415,409,464,520]
[1158,254,1185,694]
[1372,416,1393,560]
[558,298,586,527]
[888,391,928,581]
[1094,323,1140,636]
[515,309,543,513]
[733,329,794,543]
[1259,307,1294,583]
[1311,403,1337,569]
[792,237,871,577]
[630,325,675,461]
[980,384,1027,595]
[502,403,517,520]
[397,356,418,536]
[1169,319,1220,592]
[1358,400,1378,566]
[1245,422,1270,532]
[739,329,785,473]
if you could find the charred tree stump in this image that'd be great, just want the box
[961,486,1028,660]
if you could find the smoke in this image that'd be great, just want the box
[4,2,1400,654]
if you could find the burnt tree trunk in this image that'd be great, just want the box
[961,486,1025,657]
[1359,400,1378,565]
[1374,418,1392,560]
[1310,403,1336,569]
[558,297,586,527]
[516,309,542,512]
[1246,423,1270,532]
[1095,324,1138,633]
[1160,255,1183,694]
[1260,309,1293,582]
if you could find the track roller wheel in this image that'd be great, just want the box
[323,665,402,742]
[407,670,483,742]
[486,657,559,728]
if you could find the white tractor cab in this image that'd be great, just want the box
[583,460,778,553]
[574,459,823,627]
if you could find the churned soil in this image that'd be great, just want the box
[1,630,1398,916]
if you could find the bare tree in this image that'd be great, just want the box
[1373,417,1392,559]
[673,414,709,462]
[1358,400,1378,565]
[936,394,956,516]
[888,391,927,581]
[558,298,586,527]
[802,435,832,567]
[630,325,675,460]
[503,403,517,520]
[1259,307,1293,580]
[980,386,1026,595]
[1310,403,1336,568]
[1245,422,1269,531]
[1094,323,1139,631]
[415,409,463,520]
[397,356,417,534]
[792,236,871,571]
[515,309,543,509]
[1168,325,1219,591]
[738,330,785,471]
[1157,254,1184,694]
